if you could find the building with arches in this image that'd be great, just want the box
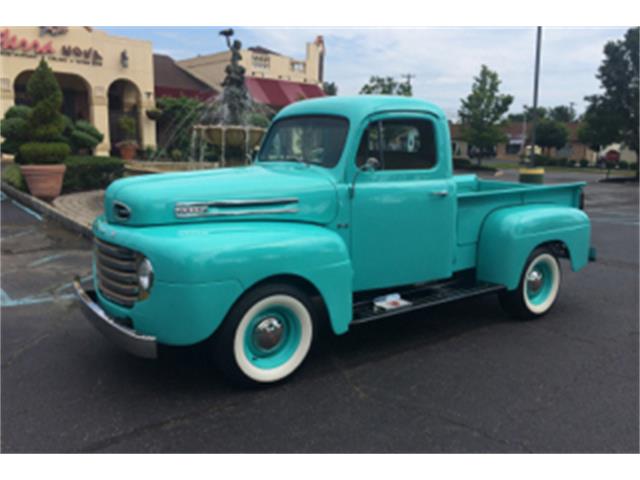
[1,27,156,156]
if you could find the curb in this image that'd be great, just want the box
[1,181,93,240]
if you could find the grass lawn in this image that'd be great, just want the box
[484,160,637,176]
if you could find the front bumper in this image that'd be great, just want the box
[73,278,158,359]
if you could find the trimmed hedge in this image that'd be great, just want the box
[2,156,124,193]
[2,164,27,191]
[19,141,70,165]
[62,155,124,193]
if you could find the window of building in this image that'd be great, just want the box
[356,119,437,170]
[252,54,270,69]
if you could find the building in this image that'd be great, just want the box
[153,54,216,100]
[178,36,326,110]
[1,26,157,156]
[451,121,595,163]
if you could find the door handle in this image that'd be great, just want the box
[431,190,449,197]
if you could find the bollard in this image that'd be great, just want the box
[519,167,545,184]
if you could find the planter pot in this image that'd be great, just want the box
[118,144,137,160]
[20,164,67,201]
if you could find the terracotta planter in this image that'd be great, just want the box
[119,143,137,160]
[20,164,67,201]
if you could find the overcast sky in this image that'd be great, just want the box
[102,27,629,120]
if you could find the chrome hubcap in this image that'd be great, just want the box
[253,316,284,351]
[527,269,544,293]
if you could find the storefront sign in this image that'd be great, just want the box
[0,28,102,66]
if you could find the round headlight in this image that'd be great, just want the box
[137,258,154,293]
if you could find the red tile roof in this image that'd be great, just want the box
[154,54,217,100]
[245,77,325,108]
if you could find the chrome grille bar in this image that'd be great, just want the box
[94,238,139,308]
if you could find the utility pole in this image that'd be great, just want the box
[529,27,542,165]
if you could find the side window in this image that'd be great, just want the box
[356,119,437,170]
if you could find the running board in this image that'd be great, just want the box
[350,282,505,325]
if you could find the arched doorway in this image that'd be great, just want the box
[14,70,91,122]
[108,79,141,156]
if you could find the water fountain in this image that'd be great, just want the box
[189,29,269,167]
[128,29,271,175]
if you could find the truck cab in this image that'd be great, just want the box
[75,96,593,386]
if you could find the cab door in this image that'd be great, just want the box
[350,114,456,292]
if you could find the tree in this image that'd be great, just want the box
[359,76,412,96]
[18,58,70,165]
[548,103,577,123]
[322,81,338,96]
[458,65,513,165]
[580,27,639,172]
[507,105,548,123]
[535,118,569,155]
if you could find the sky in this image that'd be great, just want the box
[101,27,629,120]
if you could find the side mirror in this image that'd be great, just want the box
[362,156,381,172]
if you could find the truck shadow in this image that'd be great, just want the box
[106,293,511,393]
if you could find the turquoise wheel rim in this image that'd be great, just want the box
[526,259,554,306]
[243,305,302,369]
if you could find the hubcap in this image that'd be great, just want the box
[527,269,544,293]
[252,316,284,351]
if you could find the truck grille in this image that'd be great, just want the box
[94,238,139,308]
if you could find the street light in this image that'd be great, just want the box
[529,26,542,165]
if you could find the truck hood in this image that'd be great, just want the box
[104,163,338,227]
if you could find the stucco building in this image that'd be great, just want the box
[1,26,157,156]
[178,36,326,109]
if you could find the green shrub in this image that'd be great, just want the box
[567,159,576,167]
[618,160,629,170]
[557,157,569,167]
[170,148,183,161]
[579,159,589,168]
[27,59,66,143]
[0,105,31,156]
[19,142,70,164]
[62,155,124,193]
[69,120,103,152]
[118,116,137,141]
[1,163,27,191]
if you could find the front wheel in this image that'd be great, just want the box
[499,247,562,319]
[213,283,315,386]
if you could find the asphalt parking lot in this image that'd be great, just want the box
[1,173,638,453]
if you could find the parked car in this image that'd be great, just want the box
[74,96,595,385]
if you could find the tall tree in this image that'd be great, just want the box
[536,118,569,155]
[458,65,514,165]
[359,76,412,97]
[548,103,577,122]
[322,81,338,96]
[580,27,639,170]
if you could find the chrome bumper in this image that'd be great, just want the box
[73,278,158,359]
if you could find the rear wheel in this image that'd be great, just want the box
[499,247,561,319]
[213,283,315,386]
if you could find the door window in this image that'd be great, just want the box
[356,119,437,170]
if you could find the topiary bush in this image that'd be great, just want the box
[18,58,69,165]
[0,105,31,157]
[19,141,70,165]
[62,156,124,193]
[579,159,589,168]
[68,120,104,153]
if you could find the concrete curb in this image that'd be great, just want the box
[1,181,93,240]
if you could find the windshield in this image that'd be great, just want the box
[259,116,349,168]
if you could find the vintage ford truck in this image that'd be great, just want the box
[74,96,594,385]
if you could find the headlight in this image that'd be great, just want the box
[137,257,154,295]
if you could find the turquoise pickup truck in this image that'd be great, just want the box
[74,96,594,385]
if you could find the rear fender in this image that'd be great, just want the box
[476,205,591,290]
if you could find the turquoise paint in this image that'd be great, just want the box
[476,205,591,290]
[87,96,592,348]
[243,306,302,369]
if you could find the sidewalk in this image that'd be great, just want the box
[53,190,103,231]
[1,181,102,238]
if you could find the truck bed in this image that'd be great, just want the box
[453,174,585,271]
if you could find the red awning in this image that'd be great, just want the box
[245,77,325,108]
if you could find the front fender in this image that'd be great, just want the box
[94,217,353,338]
[476,205,591,290]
